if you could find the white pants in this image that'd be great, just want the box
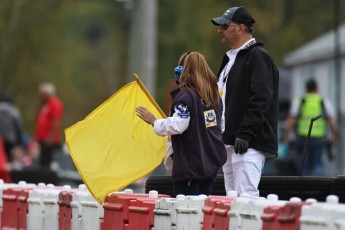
[223,145,266,197]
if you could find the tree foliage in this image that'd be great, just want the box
[0,0,344,136]
[156,0,344,107]
[0,0,127,134]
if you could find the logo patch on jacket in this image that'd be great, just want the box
[176,102,190,118]
[204,109,217,128]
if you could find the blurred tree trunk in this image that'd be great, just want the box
[128,0,157,96]
[0,0,24,89]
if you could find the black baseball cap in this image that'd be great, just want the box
[211,6,256,28]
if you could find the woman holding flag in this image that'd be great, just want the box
[136,51,226,197]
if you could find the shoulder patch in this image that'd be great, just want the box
[175,102,190,118]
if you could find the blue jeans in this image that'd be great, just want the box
[294,136,325,176]
[173,172,217,197]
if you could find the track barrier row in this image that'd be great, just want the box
[1,179,345,229]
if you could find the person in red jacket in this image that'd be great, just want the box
[35,82,63,169]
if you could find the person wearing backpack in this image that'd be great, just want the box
[284,78,338,176]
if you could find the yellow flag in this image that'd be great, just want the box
[65,74,167,203]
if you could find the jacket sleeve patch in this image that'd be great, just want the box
[175,102,190,118]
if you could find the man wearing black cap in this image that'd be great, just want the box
[211,6,279,197]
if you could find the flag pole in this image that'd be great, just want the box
[133,73,166,118]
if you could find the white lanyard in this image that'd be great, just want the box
[219,63,230,97]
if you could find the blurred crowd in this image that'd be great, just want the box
[0,82,63,173]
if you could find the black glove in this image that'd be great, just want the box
[234,137,249,154]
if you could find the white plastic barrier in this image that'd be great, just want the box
[70,186,91,230]
[27,184,71,230]
[154,197,177,230]
[154,194,207,230]
[300,195,345,230]
[43,185,71,230]
[239,194,287,230]
[79,190,104,230]
[27,184,56,230]
[175,195,207,230]
[228,193,257,230]
[154,195,189,230]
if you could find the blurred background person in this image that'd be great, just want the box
[35,82,64,169]
[9,138,41,171]
[0,92,24,162]
[284,78,339,176]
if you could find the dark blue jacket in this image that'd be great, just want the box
[170,88,227,181]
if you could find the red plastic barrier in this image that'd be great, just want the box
[17,187,35,230]
[58,190,74,230]
[57,185,88,230]
[1,187,21,229]
[202,196,222,230]
[214,199,233,230]
[127,199,157,230]
[261,200,312,230]
[261,205,282,230]
[202,196,236,230]
[276,201,311,230]
[102,193,170,230]
[2,185,37,230]
[58,190,67,230]
[103,194,129,230]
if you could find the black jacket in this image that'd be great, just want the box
[217,41,279,158]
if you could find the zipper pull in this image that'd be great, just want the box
[188,179,192,186]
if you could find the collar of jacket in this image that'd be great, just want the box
[242,40,263,51]
[170,87,181,99]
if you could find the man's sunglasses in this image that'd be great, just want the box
[220,23,239,30]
